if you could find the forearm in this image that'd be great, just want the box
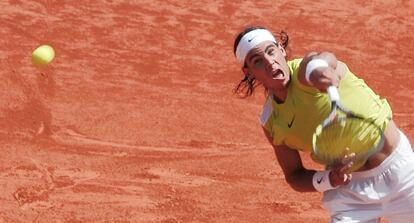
[285,168,318,192]
[267,137,325,193]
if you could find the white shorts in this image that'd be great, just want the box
[322,130,414,223]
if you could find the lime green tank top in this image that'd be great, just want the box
[260,58,392,152]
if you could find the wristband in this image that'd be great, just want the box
[312,170,338,192]
[305,59,329,85]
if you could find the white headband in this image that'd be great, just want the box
[235,29,277,66]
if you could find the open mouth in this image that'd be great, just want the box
[271,69,284,80]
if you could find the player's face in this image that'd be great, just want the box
[243,41,290,92]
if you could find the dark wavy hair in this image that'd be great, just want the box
[233,26,289,98]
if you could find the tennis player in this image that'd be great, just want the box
[233,26,414,222]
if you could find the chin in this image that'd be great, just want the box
[286,78,291,84]
[282,77,290,87]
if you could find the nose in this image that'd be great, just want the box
[264,54,275,69]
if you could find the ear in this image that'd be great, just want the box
[242,66,253,78]
[242,66,248,75]
[278,42,287,57]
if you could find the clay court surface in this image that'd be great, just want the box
[1,0,414,222]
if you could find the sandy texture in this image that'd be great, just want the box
[1,0,414,222]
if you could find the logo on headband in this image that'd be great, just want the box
[247,36,257,43]
[235,29,277,66]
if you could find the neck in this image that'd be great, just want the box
[271,82,288,104]
[272,88,288,103]
[271,78,290,103]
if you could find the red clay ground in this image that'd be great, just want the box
[1,0,414,222]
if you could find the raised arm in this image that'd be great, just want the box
[297,51,347,92]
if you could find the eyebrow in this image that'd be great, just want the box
[264,44,276,53]
[247,43,277,64]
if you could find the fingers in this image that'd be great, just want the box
[329,148,356,187]
[338,159,354,174]
[314,67,340,92]
[326,67,339,87]
[344,173,352,184]
[339,148,355,166]
[339,151,355,173]
[330,169,353,187]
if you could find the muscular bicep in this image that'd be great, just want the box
[262,128,304,178]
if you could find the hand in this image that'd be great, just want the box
[307,52,340,92]
[329,148,355,187]
[312,66,340,92]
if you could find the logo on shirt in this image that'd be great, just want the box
[288,115,295,128]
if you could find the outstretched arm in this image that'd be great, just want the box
[297,52,347,92]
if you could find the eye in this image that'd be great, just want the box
[267,48,276,56]
[253,58,263,67]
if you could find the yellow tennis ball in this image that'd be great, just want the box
[32,44,55,66]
